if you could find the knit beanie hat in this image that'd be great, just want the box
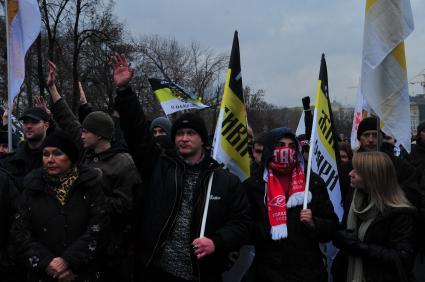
[43,130,79,163]
[150,117,172,136]
[357,116,378,140]
[82,111,114,140]
[171,113,208,144]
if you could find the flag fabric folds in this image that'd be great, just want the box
[148,78,208,115]
[212,31,250,182]
[309,54,343,221]
[350,88,370,151]
[359,0,414,152]
[7,0,41,101]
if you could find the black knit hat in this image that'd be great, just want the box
[417,121,425,136]
[82,111,114,140]
[357,116,378,140]
[171,113,208,144]
[43,130,79,163]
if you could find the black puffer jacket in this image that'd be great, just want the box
[244,171,339,282]
[332,207,416,282]
[11,166,109,282]
[114,86,252,280]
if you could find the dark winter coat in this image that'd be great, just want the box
[0,142,43,192]
[114,86,252,280]
[0,168,20,273]
[11,166,109,282]
[332,207,416,282]
[244,170,339,282]
[51,98,142,258]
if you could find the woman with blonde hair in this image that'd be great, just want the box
[332,151,416,282]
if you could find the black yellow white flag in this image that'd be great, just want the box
[212,31,250,181]
[148,78,208,115]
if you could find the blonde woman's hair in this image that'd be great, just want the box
[352,151,412,212]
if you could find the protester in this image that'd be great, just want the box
[112,53,251,282]
[338,141,353,164]
[0,168,20,282]
[332,151,416,282]
[46,61,141,282]
[149,116,173,149]
[244,127,339,282]
[407,121,425,169]
[11,130,109,282]
[0,131,19,157]
[0,107,50,192]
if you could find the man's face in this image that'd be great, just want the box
[277,137,296,149]
[359,130,378,152]
[152,126,167,138]
[252,143,263,165]
[22,119,48,142]
[175,128,203,158]
[81,129,101,149]
[0,143,9,156]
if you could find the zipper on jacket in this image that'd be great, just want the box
[145,157,183,267]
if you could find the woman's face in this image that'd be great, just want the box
[349,169,364,189]
[340,150,349,163]
[42,147,72,176]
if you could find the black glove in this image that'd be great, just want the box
[302,96,310,111]
[333,230,369,256]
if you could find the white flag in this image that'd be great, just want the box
[360,0,414,152]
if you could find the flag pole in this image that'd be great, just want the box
[303,107,317,209]
[5,0,13,152]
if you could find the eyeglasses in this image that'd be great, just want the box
[42,149,65,158]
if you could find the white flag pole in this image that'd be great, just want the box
[200,172,214,237]
[303,107,317,209]
[5,0,13,152]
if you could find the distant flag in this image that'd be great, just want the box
[350,88,370,150]
[7,0,41,101]
[148,78,208,115]
[212,31,250,181]
[304,54,343,279]
[295,111,305,137]
[359,0,414,152]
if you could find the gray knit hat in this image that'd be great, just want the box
[150,117,172,136]
[82,111,114,140]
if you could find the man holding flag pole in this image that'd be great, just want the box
[112,48,251,281]
[244,54,338,282]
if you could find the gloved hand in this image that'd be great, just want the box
[333,229,369,256]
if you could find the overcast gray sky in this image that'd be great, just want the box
[114,0,425,107]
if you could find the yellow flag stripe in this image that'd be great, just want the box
[315,80,336,159]
[218,69,250,176]
[391,42,407,72]
[366,0,378,12]
[154,88,180,103]
[7,0,19,26]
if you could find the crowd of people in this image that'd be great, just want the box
[0,53,424,282]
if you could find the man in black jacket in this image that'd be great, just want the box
[0,108,50,192]
[112,53,251,282]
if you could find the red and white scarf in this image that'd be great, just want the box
[266,146,310,240]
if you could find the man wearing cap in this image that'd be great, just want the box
[0,107,50,192]
[112,53,251,282]
[46,61,141,282]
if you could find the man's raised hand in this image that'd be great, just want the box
[112,53,134,87]
[47,60,57,88]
